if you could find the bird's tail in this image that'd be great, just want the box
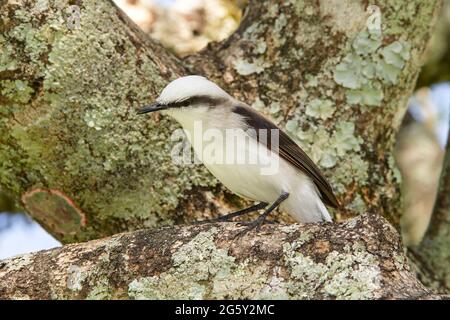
[317,199,333,222]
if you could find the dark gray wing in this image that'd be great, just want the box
[233,105,339,208]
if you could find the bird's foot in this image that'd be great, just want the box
[193,202,269,225]
[233,215,271,238]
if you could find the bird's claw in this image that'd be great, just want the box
[233,216,270,238]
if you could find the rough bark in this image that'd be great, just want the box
[0,0,442,243]
[0,214,440,300]
[410,133,450,293]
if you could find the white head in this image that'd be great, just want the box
[157,75,230,105]
[137,75,232,120]
[137,75,234,128]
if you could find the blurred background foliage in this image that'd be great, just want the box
[0,0,448,258]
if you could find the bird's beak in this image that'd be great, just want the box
[137,102,168,115]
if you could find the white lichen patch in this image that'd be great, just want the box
[279,224,301,234]
[253,41,267,55]
[1,253,34,272]
[283,241,381,299]
[33,0,49,13]
[67,265,86,292]
[342,217,359,229]
[83,109,111,131]
[233,58,266,76]
[319,0,367,34]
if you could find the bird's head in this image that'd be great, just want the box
[137,76,232,125]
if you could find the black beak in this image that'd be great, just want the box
[137,102,168,115]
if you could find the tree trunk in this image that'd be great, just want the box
[0,0,442,243]
[410,133,450,293]
[0,214,442,300]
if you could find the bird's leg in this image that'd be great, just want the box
[236,192,289,235]
[194,202,268,224]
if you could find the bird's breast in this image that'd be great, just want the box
[182,127,282,202]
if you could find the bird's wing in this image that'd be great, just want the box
[233,105,340,208]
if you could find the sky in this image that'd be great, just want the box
[0,213,60,260]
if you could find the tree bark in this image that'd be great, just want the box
[410,133,450,293]
[0,214,442,300]
[0,0,442,243]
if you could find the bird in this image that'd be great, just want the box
[137,75,339,232]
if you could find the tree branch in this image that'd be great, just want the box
[0,214,441,299]
[411,133,450,293]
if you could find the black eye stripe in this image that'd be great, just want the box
[167,95,227,108]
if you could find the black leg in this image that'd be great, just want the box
[235,192,289,236]
[194,202,268,224]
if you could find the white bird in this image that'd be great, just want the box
[138,75,339,231]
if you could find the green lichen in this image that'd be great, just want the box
[305,99,335,120]
[388,154,402,184]
[346,83,384,106]
[0,35,18,72]
[283,241,381,299]
[348,193,367,214]
[128,228,291,300]
[352,31,382,55]
[333,155,369,195]
[8,20,49,68]
[293,122,362,170]
[86,277,112,300]
[253,41,267,54]
[332,122,362,156]
[0,80,34,104]
[272,14,287,47]
[333,13,411,107]
[251,97,266,110]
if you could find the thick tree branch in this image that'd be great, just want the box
[0,214,440,300]
[411,133,450,293]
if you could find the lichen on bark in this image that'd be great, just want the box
[0,214,439,300]
[0,0,221,242]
